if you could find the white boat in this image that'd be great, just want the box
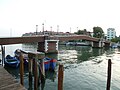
[66,42,76,45]
[111,43,118,48]
[66,42,91,46]
[75,42,91,46]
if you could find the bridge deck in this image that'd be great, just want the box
[0,65,26,90]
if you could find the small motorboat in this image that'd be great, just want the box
[43,57,57,71]
[50,59,57,70]
[43,57,51,70]
[4,55,20,68]
[14,49,57,70]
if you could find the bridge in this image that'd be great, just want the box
[0,35,111,53]
[50,35,98,42]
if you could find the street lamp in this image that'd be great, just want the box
[42,23,44,35]
[36,25,38,35]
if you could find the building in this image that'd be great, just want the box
[107,28,116,40]
[22,30,75,37]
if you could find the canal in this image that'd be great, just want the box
[1,44,120,90]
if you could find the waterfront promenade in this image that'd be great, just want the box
[0,65,26,90]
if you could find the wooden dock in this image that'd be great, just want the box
[0,65,26,90]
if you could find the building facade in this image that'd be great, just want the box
[107,28,116,40]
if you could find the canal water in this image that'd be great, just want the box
[1,44,120,90]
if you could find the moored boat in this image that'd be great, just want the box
[14,49,28,65]
[43,57,51,70]
[50,59,57,70]
[14,49,57,70]
[75,42,91,46]
[4,55,20,68]
[43,57,57,71]
[66,42,91,46]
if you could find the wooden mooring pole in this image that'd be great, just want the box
[19,53,24,86]
[106,59,112,90]
[58,64,64,90]
[28,52,45,90]
[1,45,5,66]
[34,59,38,90]
[28,57,33,90]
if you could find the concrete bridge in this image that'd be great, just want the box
[0,35,111,53]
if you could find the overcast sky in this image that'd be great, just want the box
[0,0,120,37]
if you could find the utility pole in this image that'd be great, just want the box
[42,23,44,35]
[57,25,59,35]
[36,25,38,35]
[50,26,52,35]
[70,27,71,35]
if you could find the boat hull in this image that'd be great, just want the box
[50,59,57,70]
[43,57,57,70]
[5,55,20,68]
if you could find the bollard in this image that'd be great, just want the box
[58,64,64,90]
[106,59,112,90]
[19,53,24,85]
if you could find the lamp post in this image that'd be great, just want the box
[36,25,38,35]
[50,26,52,35]
[42,23,44,35]
[70,27,71,35]
[57,25,59,35]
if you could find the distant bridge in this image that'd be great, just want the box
[0,35,105,45]
[51,35,99,42]
[0,35,110,53]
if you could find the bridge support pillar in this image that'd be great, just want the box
[38,40,59,54]
[92,41,104,48]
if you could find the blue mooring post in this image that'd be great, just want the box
[106,59,112,90]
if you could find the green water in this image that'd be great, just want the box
[2,44,120,90]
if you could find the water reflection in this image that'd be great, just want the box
[45,53,58,60]
[22,43,38,52]
[45,70,57,82]
[59,45,105,64]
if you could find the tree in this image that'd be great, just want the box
[111,38,118,43]
[111,36,120,43]
[93,26,104,38]
[74,29,87,35]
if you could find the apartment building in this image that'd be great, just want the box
[107,28,116,40]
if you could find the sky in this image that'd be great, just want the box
[0,0,120,37]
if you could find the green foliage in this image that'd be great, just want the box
[111,38,118,43]
[69,40,76,42]
[74,29,87,35]
[93,26,104,38]
[111,37,120,43]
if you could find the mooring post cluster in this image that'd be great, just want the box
[19,51,45,90]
